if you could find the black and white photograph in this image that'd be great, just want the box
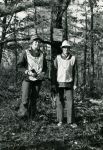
[0,0,103,149]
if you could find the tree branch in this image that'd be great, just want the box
[0,0,62,17]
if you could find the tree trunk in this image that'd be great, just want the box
[51,5,63,57]
[14,14,18,84]
[82,3,88,99]
[50,5,63,85]
[0,0,7,64]
[63,9,68,40]
[83,3,87,87]
[90,4,94,95]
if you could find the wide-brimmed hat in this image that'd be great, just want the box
[61,40,71,48]
[30,34,41,43]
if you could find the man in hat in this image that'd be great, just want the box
[17,35,47,118]
[54,40,77,126]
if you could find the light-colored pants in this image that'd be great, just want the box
[56,88,74,124]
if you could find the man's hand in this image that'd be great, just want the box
[30,71,38,77]
[25,70,37,77]
[25,70,29,75]
[73,85,77,90]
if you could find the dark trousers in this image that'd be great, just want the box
[56,88,74,124]
[19,80,41,117]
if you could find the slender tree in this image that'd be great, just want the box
[63,9,68,40]
[89,0,97,94]
[13,13,18,84]
[83,0,88,87]
[0,0,7,64]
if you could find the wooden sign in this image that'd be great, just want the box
[53,28,63,41]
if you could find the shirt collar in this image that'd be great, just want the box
[29,48,41,57]
[61,53,72,60]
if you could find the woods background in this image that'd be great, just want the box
[0,0,103,97]
[0,0,103,150]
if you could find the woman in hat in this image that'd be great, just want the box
[54,40,77,126]
[17,35,47,119]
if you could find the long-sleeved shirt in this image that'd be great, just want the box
[17,49,47,81]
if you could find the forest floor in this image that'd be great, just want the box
[0,71,103,150]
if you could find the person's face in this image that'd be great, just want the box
[62,46,70,56]
[31,40,40,51]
